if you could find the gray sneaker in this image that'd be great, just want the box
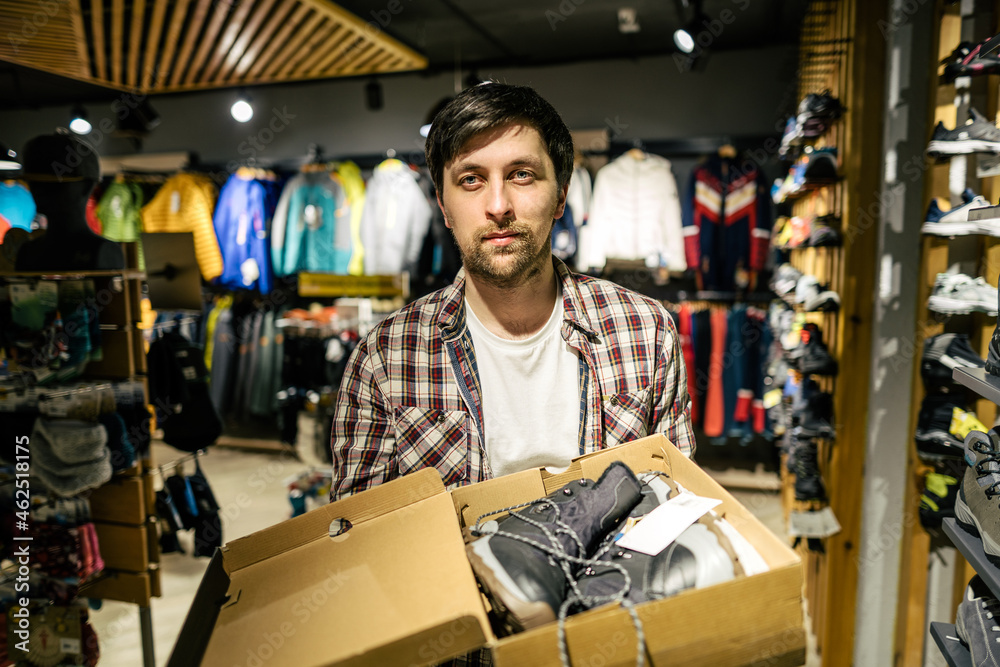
[955,575,1000,666]
[956,429,1000,557]
[927,107,1000,157]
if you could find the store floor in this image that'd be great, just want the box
[89,443,819,666]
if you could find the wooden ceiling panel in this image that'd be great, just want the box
[0,0,425,94]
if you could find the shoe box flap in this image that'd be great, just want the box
[199,468,493,666]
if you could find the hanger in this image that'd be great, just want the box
[717,143,737,159]
[626,138,646,161]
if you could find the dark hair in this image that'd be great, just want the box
[425,82,574,195]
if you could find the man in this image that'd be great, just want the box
[331,82,694,500]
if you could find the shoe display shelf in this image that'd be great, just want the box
[0,242,161,667]
[929,621,973,667]
[904,2,1000,663]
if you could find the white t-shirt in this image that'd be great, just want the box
[464,291,581,478]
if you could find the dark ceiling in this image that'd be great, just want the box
[0,0,803,110]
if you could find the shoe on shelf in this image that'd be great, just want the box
[928,272,999,315]
[922,188,990,236]
[956,429,1000,557]
[793,440,826,502]
[792,381,836,439]
[465,461,642,633]
[794,275,841,313]
[915,395,986,461]
[803,147,839,183]
[920,333,986,391]
[955,575,1000,664]
[772,263,803,298]
[926,108,1000,157]
[795,326,839,376]
[806,215,842,247]
[919,469,959,529]
[797,89,845,122]
[941,36,1000,82]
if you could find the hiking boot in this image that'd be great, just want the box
[807,215,842,247]
[920,333,986,392]
[466,461,642,632]
[574,473,764,608]
[915,395,986,461]
[955,575,1000,665]
[919,469,959,529]
[956,430,1000,557]
[794,390,836,439]
[927,108,1000,157]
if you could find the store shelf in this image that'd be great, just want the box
[943,519,1000,600]
[953,367,1000,405]
[929,622,971,667]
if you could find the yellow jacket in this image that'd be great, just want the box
[142,173,223,281]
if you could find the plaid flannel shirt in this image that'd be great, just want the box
[331,256,695,500]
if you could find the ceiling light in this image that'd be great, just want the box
[0,142,20,171]
[673,27,695,53]
[231,94,253,123]
[419,124,433,138]
[69,105,92,135]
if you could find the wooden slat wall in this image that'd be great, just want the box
[0,0,427,94]
[784,0,886,664]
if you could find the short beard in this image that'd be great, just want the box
[455,220,553,290]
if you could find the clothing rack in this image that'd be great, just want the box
[146,316,200,331]
[153,448,208,477]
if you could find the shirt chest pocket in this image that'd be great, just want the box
[393,406,469,486]
[601,386,652,446]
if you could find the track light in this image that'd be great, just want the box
[69,105,92,135]
[0,142,20,171]
[231,93,253,123]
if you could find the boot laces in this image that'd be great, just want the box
[972,440,1000,499]
[474,498,647,667]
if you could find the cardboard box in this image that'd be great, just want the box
[169,436,805,666]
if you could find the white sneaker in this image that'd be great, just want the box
[795,275,841,312]
[928,273,998,315]
[921,195,991,236]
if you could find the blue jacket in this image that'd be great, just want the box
[214,172,281,293]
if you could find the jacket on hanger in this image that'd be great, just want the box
[141,173,223,280]
[97,179,144,269]
[360,159,432,276]
[270,171,351,276]
[578,152,686,272]
[682,155,772,291]
[213,171,280,293]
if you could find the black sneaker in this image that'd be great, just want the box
[927,108,1000,157]
[941,37,1000,83]
[798,90,845,121]
[796,328,839,376]
[793,441,826,502]
[919,469,959,529]
[914,394,987,461]
[921,333,986,392]
[574,473,753,607]
[794,389,836,439]
[806,215,842,247]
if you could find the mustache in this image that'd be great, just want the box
[476,220,532,240]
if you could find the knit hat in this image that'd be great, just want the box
[32,418,112,496]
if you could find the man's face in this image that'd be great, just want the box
[438,123,567,289]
